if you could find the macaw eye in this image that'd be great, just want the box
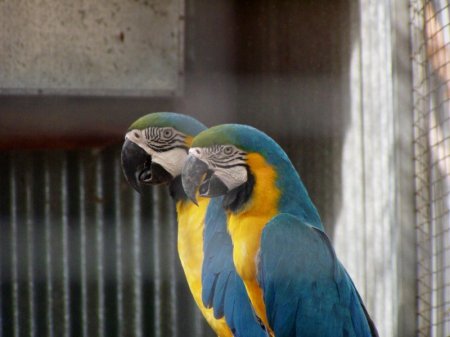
[223,146,233,155]
[163,129,173,138]
[134,131,140,138]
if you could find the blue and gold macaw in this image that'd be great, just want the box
[121,113,266,337]
[182,124,379,337]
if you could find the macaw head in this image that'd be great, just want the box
[121,112,206,193]
[181,124,322,226]
[181,124,284,210]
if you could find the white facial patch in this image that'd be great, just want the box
[152,147,188,177]
[189,146,248,190]
[214,165,248,190]
[188,147,208,160]
[126,129,189,177]
[125,130,152,155]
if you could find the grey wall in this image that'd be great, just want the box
[0,0,184,95]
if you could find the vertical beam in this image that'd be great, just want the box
[44,156,55,337]
[61,154,71,337]
[152,188,161,337]
[168,195,179,337]
[114,157,124,337]
[95,156,105,337]
[333,0,367,299]
[25,158,35,337]
[132,190,143,337]
[391,1,417,336]
[79,156,89,337]
[9,157,19,337]
[334,1,416,337]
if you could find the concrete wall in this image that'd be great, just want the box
[0,0,184,95]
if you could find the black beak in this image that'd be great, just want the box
[181,156,229,205]
[121,139,174,194]
[121,139,149,193]
[182,156,208,205]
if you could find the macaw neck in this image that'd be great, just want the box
[230,153,323,229]
[273,156,323,230]
[222,167,255,212]
[225,151,322,335]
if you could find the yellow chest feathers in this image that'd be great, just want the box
[176,198,207,282]
[227,152,280,334]
[176,197,233,337]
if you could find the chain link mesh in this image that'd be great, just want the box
[412,1,450,336]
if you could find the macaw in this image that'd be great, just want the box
[181,124,379,337]
[121,113,266,337]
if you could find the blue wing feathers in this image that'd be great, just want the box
[212,270,231,318]
[203,197,266,337]
[201,198,376,337]
[260,213,374,337]
[348,277,379,337]
[202,273,218,309]
[315,228,379,337]
[202,231,231,310]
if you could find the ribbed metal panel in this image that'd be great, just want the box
[0,147,215,337]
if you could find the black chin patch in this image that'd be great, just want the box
[199,171,229,198]
[138,156,152,182]
[140,162,173,185]
[199,170,214,195]
[222,168,255,212]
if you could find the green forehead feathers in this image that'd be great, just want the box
[191,124,267,151]
[191,124,289,163]
[129,112,206,137]
[191,124,236,147]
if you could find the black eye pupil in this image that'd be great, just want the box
[134,132,140,138]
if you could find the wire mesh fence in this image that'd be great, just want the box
[411,1,450,336]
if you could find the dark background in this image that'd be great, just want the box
[0,1,352,336]
[0,0,351,233]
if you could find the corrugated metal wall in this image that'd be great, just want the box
[0,147,215,337]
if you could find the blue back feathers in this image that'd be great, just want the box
[259,214,374,337]
[193,124,378,337]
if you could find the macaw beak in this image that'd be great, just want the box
[181,156,229,205]
[121,139,148,193]
[121,139,173,194]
